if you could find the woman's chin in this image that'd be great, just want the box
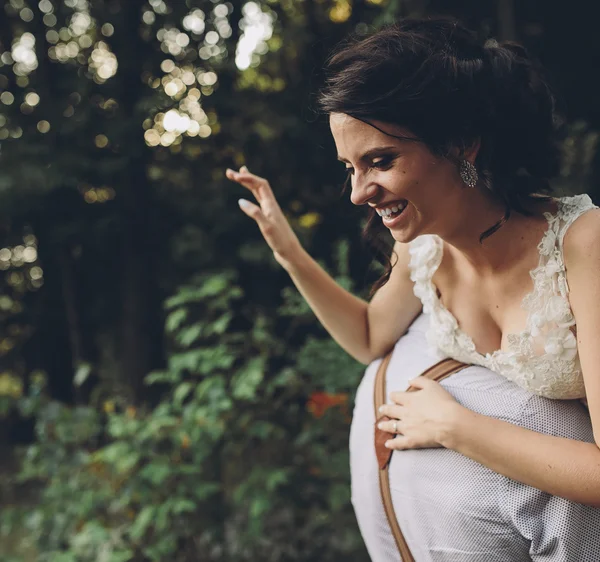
[387,207,420,242]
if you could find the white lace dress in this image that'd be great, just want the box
[408,194,598,400]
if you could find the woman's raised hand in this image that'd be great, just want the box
[225,166,304,270]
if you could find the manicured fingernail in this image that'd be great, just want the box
[240,165,248,172]
[377,423,384,430]
[384,441,392,448]
[238,198,251,209]
[378,406,385,413]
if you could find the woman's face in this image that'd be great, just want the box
[329,112,465,243]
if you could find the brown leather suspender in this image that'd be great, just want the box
[373,353,468,560]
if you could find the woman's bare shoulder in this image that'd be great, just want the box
[366,241,423,360]
[563,207,600,261]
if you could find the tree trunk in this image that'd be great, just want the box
[111,0,164,402]
[497,0,517,41]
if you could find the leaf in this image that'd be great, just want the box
[231,358,264,401]
[249,495,270,522]
[209,312,233,335]
[174,382,193,406]
[130,506,155,541]
[266,468,290,492]
[195,375,226,402]
[266,367,300,392]
[171,499,196,514]
[164,273,239,308]
[116,451,141,474]
[176,324,202,347]
[144,370,182,386]
[199,275,229,297]
[139,462,171,485]
[168,347,234,375]
[193,482,221,500]
[165,308,188,334]
[110,550,134,562]
[73,362,92,387]
[138,415,180,439]
[93,442,129,464]
[154,504,171,533]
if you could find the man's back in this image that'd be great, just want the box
[350,313,600,562]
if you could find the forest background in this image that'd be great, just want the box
[0,0,599,560]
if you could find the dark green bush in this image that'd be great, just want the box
[2,253,367,561]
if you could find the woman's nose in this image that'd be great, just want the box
[350,175,378,206]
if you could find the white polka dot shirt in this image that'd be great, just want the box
[350,313,600,561]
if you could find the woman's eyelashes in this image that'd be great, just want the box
[372,156,395,170]
[344,155,395,177]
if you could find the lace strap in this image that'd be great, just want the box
[408,235,443,313]
[557,194,597,249]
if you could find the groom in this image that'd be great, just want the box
[350,313,600,562]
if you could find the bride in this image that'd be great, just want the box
[226,17,600,507]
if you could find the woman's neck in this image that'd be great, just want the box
[439,192,553,276]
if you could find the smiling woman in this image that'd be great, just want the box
[227,14,600,560]
[329,113,474,240]
[336,143,410,221]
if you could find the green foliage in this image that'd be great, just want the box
[3,261,367,560]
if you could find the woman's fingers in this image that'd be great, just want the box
[225,167,263,193]
[239,197,283,255]
[226,167,275,205]
[378,403,403,420]
[225,165,303,267]
[226,168,283,224]
[377,418,402,434]
[238,198,264,222]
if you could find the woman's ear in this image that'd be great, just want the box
[464,138,481,163]
[448,138,481,163]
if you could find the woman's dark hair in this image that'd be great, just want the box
[317,16,561,293]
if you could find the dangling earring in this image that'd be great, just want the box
[459,160,478,188]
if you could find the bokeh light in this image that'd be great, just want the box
[236,2,274,70]
[158,27,191,57]
[43,13,58,27]
[101,23,114,37]
[0,233,43,292]
[330,0,352,22]
[38,0,53,13]
[80,185,116,204]
[95,134,109,148]
[25,92,40,106]
[37,120,50,133]
[1,92,15,106]
[70,11,93,36]
[12,32,38,76]
[142,10,156,25]
[89,41,118,83]
[182,9,205,35]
